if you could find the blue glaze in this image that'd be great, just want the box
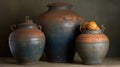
[36,2,83,62]
[9,40,45,63]
[9,16,45,64]
[44,22,79,62]
[76,42,109,64]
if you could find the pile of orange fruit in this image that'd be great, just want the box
[81,21,100,30]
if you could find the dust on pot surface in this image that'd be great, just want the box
[75,30,109,65]
[36,2,84,62]
[9,16,45,64]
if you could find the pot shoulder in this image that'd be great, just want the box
[9,28,45,41]
[76,34,109,43]
[36,10,83,23]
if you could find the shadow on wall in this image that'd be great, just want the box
[0,0,120,57]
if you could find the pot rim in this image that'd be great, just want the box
[81,30,103,34]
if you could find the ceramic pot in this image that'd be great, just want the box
[36,2,84,62]
[9,16,45,64]
[75,28,109,65]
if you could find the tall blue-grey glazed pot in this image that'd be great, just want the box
[36,2,84,62]
[9,16,45,64]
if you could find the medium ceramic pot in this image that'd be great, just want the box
[36,2,84,62]
[9,16,45,64]
[75,28,109,65]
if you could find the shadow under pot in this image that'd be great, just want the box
[75,29,109,65]
[9,16,45,64]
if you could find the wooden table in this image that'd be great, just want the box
[0,58,120,67]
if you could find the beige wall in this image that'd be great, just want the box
[0,0,120,57]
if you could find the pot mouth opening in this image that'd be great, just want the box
[47,2,72,10]
[47,2,72,7]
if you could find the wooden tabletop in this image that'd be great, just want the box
[0,58,120,67]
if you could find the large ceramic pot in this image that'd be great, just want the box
[36,2,84,62]
[9,16,45,64]
[75,28,109,65]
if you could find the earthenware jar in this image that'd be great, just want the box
[36,2,84,62]
[75,27,109,65]
[9,16,45,64]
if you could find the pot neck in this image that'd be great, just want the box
[47,2,72,10]
[48,6,72,10]
[81,30,103,34]
[18,16,37,29]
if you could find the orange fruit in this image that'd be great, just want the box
[81,22,89,29]
[82,21,100,30]
[88,21,100,30]
[95,26,100,30]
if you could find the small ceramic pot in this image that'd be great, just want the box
[9,16,45,64]
[76,28,109,65]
